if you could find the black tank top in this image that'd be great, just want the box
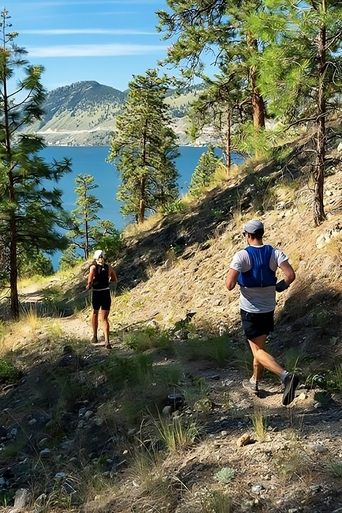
[92,263,109,290]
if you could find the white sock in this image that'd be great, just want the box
[281,370,289,383]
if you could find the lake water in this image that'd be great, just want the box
[41,145,243,267]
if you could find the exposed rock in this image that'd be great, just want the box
[237,433,256,447]
[10,488,31,512]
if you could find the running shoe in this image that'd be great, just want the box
[282,373,299,406]
[242,377,259,395]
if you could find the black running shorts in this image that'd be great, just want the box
[92,289,111,311]
[240,309,274,340]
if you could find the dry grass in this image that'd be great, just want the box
[275,445,313,482]
[201,489,233,513]
[250,408,268,442]
[17,274,48,292]
[123,213,163,238]
[155,415,199,453]
[129,447,164,491]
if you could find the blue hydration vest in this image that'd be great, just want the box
[237,245,277,288]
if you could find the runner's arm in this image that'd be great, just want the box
[226,250,248,290]
[279,261,296,286]
[226,268,239,290]
[109,265,118,284]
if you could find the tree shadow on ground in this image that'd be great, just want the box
[1,328,341,511]
[113,124,340,294]
[272,286,342,365]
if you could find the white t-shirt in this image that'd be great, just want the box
[229,245,288,313]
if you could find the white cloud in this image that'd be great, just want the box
[27,43,167,57]
[20,0,158,6]
[22,29,157,35]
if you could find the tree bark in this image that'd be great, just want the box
[247,36,266,130]
[226,109,232,177]
[138,121,148,223]
[3,62,19,318]
[251,68,266,130]
[138,184,145,224]
[9,194,19,319]
[313,0,327,226]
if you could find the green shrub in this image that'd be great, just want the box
[0,358,21,383]
[201,489,233,513]
[327,460,342,478]
[214,467,235,484]
[18,249,54,277]
[162,199,186,215]
[100,356,182,426]
[175,335,236,367]
[103,353,153,390]
[123,326,171,352]
[189,145,221,196]
[283,347,311,374]
[326,365,342,393]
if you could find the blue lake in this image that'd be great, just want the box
[41,145,243,267]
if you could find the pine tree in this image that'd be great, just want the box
[249,0,342,225]
[90,220,122,261]
[108,69,179,223]
[189,71,246,176]
[189,145,220,196]
[69,174,102,259]
[67,176,122,262]
[0,10,71,318]
[157,1,267,133]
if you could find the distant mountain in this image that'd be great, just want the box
[28,80,201,147]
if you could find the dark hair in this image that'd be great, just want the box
[250,229,264,239]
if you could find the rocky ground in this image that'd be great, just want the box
[0,315,341,513]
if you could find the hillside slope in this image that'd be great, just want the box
[0,130,341,513]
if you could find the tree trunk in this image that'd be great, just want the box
[313,1,327,226]
[3,66,19,319]
[138,191,145,224]
[9,203,19,320]
[248,36,266,130]
[138,122,148,224]
[226,109,231,177]
[247,36,266,158]
[251,80,265,130]
[85,217,89,259]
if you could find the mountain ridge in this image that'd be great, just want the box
[29,80,198,146]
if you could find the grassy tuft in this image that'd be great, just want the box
[129,447,162,491]
[326,365,342,393]
[123,326,171,352]
[155,414,198,452]
[175,335,237,367]
[283,347,310,374]
[327,460,342,479]
[102,353,153,390]
[275,446,311,481]
[201,489,233,513]
[47,319,64,339]
[0,358,21,383]
[251,409,268,442]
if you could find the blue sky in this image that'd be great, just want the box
[6,0,172,92]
